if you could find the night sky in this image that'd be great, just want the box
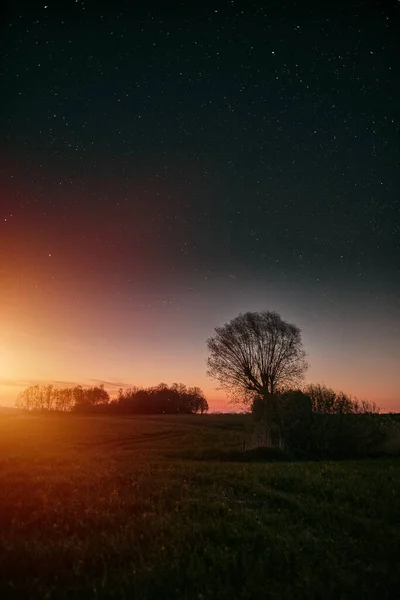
[1,1,399,410]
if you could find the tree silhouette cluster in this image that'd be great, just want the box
[16,382,208,414]
[303,383,380,415]
[113,383,208,414]
[250,386,383,458]
[207,310,392,458]
[16,384,109,412]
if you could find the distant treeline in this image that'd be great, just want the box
[16,382,209,414]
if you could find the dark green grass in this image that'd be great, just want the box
[0,413,399,599]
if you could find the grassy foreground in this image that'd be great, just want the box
[0,413,399,599]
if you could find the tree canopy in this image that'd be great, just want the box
[15,382,208,415]
[114,383,208,414]
[207,311,308,404]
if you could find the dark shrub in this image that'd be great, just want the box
[249,391,312,453]
[278,391,313,453]
[307,413,389,458]
[304,383,379,415]
[249,386,394,459]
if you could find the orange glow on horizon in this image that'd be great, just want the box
[1,207,398,413]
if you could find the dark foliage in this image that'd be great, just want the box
[248,385,398,459]
[113,383,209,414]
[16,382,208,415]
[307,412,389,458]
[304,383,380,415]
[251,390,313,453]
[16,384,110,412]
[207,311,308,403]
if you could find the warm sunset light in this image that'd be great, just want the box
[0,275,398,411]
[0,346,14,379]
[1,3,399,599]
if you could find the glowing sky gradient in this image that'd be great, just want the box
[1,253,398,410]
[1,1,399,410]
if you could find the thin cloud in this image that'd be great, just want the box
[0,378,80,389]
[0,378,40,388]
[88,379,133,389]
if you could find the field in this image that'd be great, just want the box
[0,413,399,599]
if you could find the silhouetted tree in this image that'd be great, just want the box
[16,384,58,411]
[16,385,37,411]
[72,384,110,411]
[16,382,208,415]
[207,311,308,405]
[184,386,209,414]
[303,383,379,415]
[113,383,208,414]
[55,387,74,411]
[43,384,55,410]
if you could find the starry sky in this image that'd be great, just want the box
[1,0,399,411]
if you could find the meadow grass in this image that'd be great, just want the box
[0,413,399,599]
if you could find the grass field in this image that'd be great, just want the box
[0,413,399,599]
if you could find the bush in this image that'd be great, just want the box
[303,383,380,415]
[301,384,386,458]
[278,391,313,453]
[307,413,388,458]
[249,391,312,454]
[248,386,395,459]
